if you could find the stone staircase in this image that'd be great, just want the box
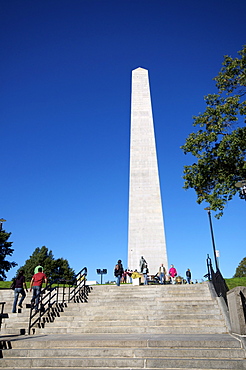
[33,283,228,335]
[1,282,246,369]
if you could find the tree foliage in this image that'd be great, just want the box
[181,45,246,218]
[0,228,17,280]
[234,257,246,278]
[18,246,75,282]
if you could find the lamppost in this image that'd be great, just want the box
[0,218,6,231]
[96,269,107,284]
[235,180,246,200]
[204,207,219,271]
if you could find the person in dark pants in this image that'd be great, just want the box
[114,260,124,286]
[30,267,47,312]
[143,264,149,285]
[12,270,28,313]
[186,268,192,284]
[158,264,166,284]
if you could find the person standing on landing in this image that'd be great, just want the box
[114,260,124,286]
[12,270,28,313]
[169,264,177,284]
[158,264,166,284]
[186,268,191,284]
[30,267,47,312]
[143,264,149,285]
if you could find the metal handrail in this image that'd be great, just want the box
[0,301,6,330]
[205,255,229,304]
[69,267,89,302]
[28,267,91,335]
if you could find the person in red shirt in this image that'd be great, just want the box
[30,267,47,312]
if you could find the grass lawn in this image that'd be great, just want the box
[0,281,30,289]
[225,277,246,290]
[0,281,13,289]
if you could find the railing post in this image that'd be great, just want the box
[0,302,5,330]
[56,283,59,303]
[49,286,52,313]
[207,254,211,280]
[205,207,219,271]
[62,284,65,304]
[37,291,42,327]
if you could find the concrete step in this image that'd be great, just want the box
[87,297,213,302]
[40,318,225,327]
[0,368,242,370]
[53,313,224,321]
[6,334,242,349]
[35,325,227,335]
[56,303,221,311]
[0,368,240,370]
[2,323,228,337]
[89,287,211,292]
[91,285,209,289]
[57,310,222,321]
[0,328,28,335]
[63,301,220,309]
[84,286,207,291]
[5,311,29,318]
[59,309,222,317]
[1,356,245,369]
[3,346,244,359]
[86,292,211,298]
[61,308,222,315]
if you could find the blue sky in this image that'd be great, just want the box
[1,0,245,283]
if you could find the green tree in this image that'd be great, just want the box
[51,258,76,282]
[234,257,246,277]
[181,45,246,218]
[19,246,75,282]
[0,227,17,280]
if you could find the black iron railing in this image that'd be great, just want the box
[28,267,91,335]
[205,255,229,304]
[0,301,5,330]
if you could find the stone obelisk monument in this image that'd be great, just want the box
[128,67,168,275]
